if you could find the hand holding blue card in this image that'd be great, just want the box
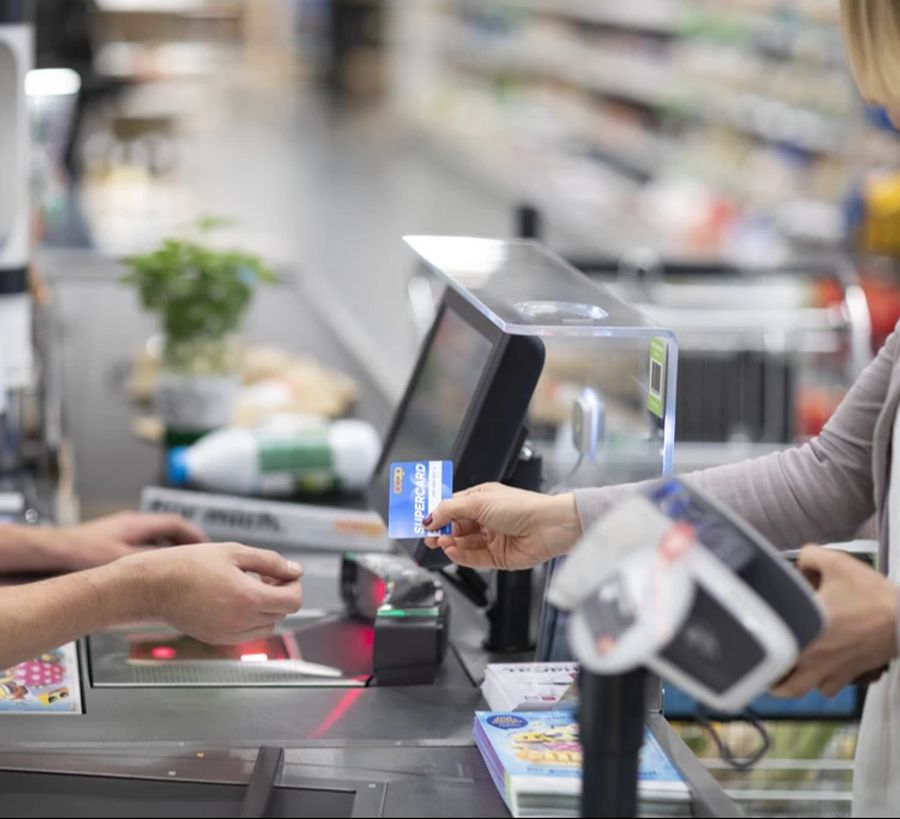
[388,460,453,539]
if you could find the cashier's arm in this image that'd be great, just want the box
[0,511,208,574]
[0,542,304,669]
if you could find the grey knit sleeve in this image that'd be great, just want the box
[574,322,900,550]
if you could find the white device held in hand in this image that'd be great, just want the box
[549,479,827,713]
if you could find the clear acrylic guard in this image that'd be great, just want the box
[404,236,678,490]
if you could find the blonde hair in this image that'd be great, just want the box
[841,0,900,107]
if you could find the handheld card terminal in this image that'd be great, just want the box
[550,479,827,713]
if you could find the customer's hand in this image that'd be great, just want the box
[45,511,207,572]
[422,483,580,570]
[125,542,304,644]
[771,546,899,699]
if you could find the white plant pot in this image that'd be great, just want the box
[157,371,239,433]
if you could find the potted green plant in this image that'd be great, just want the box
[125,218,275,445]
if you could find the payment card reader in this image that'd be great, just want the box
[341,552,449,685]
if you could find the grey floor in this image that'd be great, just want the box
[171,80,579,400]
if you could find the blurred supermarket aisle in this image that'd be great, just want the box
[173,78,519,400]
[55,0,900,404]
[72,61,562,403]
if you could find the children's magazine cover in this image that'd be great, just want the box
[474,710,689,817]
[0,643,82,714]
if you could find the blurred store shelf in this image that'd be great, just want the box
[677,721,857,818]
[388,0,899,264]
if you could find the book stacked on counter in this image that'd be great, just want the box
[481,662,579,712]
[474,710,691,818]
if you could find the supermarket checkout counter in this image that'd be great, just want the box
[0,250,739,817]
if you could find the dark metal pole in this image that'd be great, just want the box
[516,203,542,240]
[240,746,285,819]
[579,669,647,817]
[485,568,534,653]
[484,446,541,653]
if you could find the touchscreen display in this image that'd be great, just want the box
[386,307,494,462]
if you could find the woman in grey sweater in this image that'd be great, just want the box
[425,3,900,814]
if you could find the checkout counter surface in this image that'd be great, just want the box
[0,251,739,817]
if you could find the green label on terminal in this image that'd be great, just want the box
[647,337,667,420]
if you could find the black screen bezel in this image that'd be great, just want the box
[367,287,544,567]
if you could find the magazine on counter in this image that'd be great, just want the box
[481,662,579,712]
[0,642,83,714]
[474,710,690,818]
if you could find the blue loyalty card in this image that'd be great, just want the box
[388,460,453,539]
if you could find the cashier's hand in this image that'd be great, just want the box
[770,546,900,699]
[48,511,207,572]
[422,483,580,570]
[125,542,304,644]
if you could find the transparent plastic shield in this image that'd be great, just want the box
[404,236,678,488]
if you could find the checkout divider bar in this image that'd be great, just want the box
[240,746,285,819]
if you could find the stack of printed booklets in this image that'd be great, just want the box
[474,711,691,818]
[481,662,579,713]
[477,663,690,817]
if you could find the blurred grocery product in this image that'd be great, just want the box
[167,415,381,496]
[851,171,900,257]
[129,341,359,442]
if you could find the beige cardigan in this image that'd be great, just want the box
[574,320,900,572]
